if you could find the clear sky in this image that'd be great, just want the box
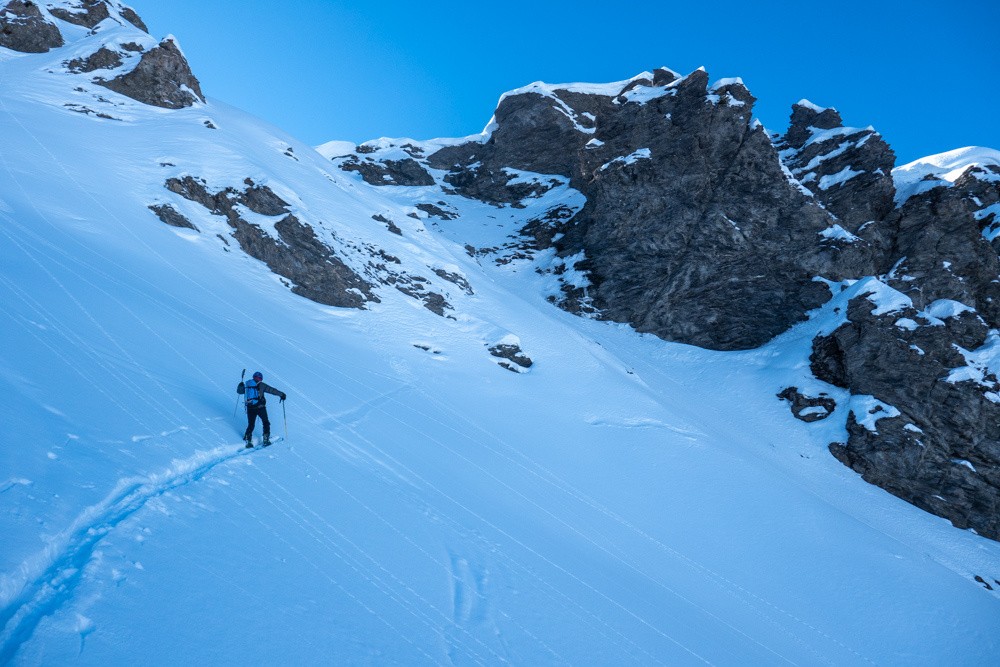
[137,0,999,165]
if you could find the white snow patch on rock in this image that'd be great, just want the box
[600,148,651,172]
[858,278,912,316]
[820,224,860,243]
[818,166,864,190]
[850,395,901,433]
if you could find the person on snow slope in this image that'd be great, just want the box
[238,371,286,447]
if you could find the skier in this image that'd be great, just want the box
[237,371,287,447]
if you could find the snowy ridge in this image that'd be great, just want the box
[893,146,1000,204]
[498,71,655,102]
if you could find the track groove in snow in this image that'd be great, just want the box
[0,444,248,661]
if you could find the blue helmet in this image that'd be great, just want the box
[252,371,263,381]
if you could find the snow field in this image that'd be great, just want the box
[2,19,1000,665]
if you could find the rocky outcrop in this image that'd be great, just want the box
[340,155,435,187]
[813,282,1000,539]
[427,69,862,350]
[777,101,897,235]
[96,37,204,109]
[48,0,109,27]
[1,1,63,53]
[804,148,1000,539]
[488,341,533,373]
[777,387,836,422]
[148,203,197,230]
[66,45,122,72]
[164,176,376,308]
[47,0,148,32]
[117,4,145,32]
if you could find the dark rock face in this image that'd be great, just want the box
[382,272,452,316]
[97,38,204,109]
[813,288,1000,539]
[372,214,402,235]
[777,102,897,234]
[488,342,533,372]
[48,0,110,27]
[433,268,473,295]
[118,5,147,32]
[572,79,841,350]
[887,174,1000,323]
[148,203,197,230]
[0,1,63,53]
[429,70,856,350]
[164,176,376,308]
[67,45,122,73]
[340,156,435,186]
[415,202,456,220]
[47,0,148,32]
[807,158,1000,539]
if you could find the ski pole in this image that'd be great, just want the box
[283,400,288,442]
[233,368,245,417]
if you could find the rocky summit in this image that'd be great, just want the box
[328,71,1000,540]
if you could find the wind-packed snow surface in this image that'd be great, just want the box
[2,16,1000,667]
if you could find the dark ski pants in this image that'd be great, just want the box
[244,405,271,441]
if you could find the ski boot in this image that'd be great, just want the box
[244,436,253,449]
[262,434,271,447]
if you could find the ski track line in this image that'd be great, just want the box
[408,388,872,665]
[306,436,659,665]
[255,459,570,665]
[319,421,715,665]
[0,443,249,662]
[1,74,438,398]
[0,85,252,312]
[0,273,183,438]
[240,469,498,666]
[273,382,665,662]
[286,448,641,666]
[0,90,311,400]
[0,215,225,393]
[338,390,798,664]
[0,197,253,388]
[259,372,697,663]
[212,471,441,665]
[1,198,401,409]
[0,218,224,426]
[0,223,221,458]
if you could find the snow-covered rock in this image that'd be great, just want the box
[0,0,64,52]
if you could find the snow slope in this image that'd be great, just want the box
[2,14,1000,666]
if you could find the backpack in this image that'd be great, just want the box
[245,379,261,407]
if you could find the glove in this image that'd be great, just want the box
[280,392,287,401]
[237,381,245,393]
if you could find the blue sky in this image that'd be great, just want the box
[138,0,999,165]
